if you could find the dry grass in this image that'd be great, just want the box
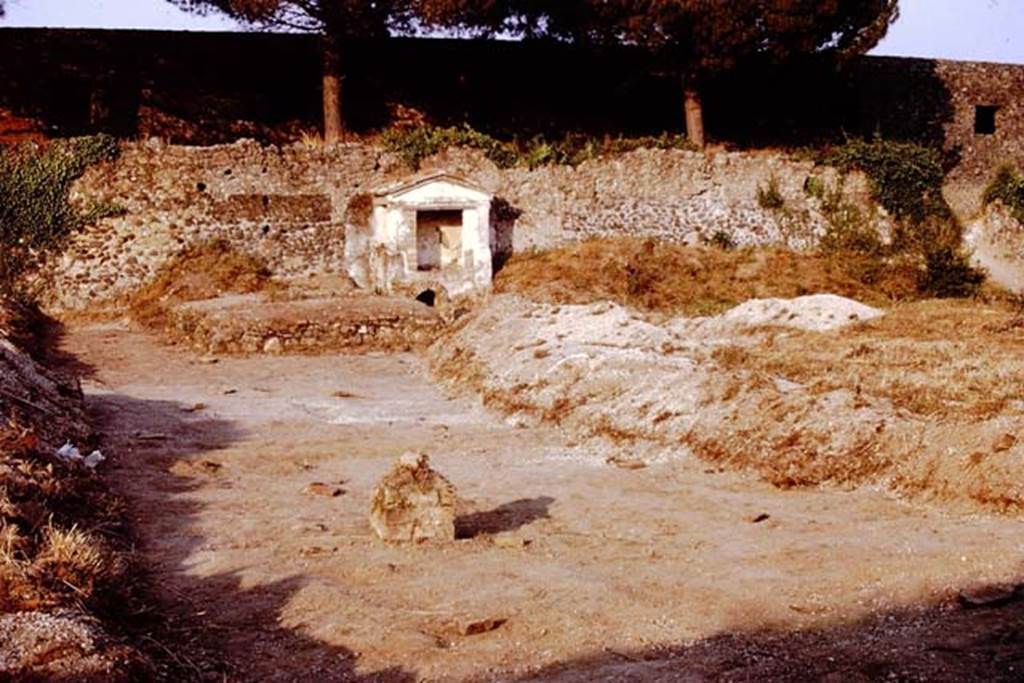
[495,237,903,316]
[0,417,125,611]
[686,297,1024,512]
[128,239,280,329]
[726,299,1024,419]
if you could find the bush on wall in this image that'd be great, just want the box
[381,124,695,171]
[983,164,1024,224]
[819,137,984,299]
[0,135,121,294]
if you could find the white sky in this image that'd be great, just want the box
[2,0,1023,64]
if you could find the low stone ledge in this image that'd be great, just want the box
[166,293,444,355]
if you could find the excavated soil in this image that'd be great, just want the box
[431,295,1024,514]
[62,318,1024,681]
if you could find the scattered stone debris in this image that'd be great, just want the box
[458,617,507,636]
[262,336,283,354]
[181,402,206,413]
[135,432,168,441]
[0,609,143,681]
[749,513,772,524]
[332,390,360,399]
[369,451,457,543]
[169,459,223,476]
[992,433,1016,453]
[606,455,647,470]
[492,535,531,550]
[958,585,1019,609]
[304,482,344,497]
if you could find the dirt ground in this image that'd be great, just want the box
[65,321,1024,681]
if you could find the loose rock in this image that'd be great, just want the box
[369,451,457,543]
[305,482,343,497]
[459,617,507,636]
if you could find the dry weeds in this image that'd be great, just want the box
[128,239,280,329]
[0,418,124,612]
[495,237,898,316]
[725,299,1024,420]
[432,287,1024,515]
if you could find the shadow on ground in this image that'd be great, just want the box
[456,496,554,539]
[74,355,1024,682]
[87,392,414,681]
[504,592,1024,682]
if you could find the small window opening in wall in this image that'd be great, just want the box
[416,289,436,307]
[975,105,998,135]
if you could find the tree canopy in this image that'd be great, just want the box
[422,1,899,145]
[170,0,417,36]
[171,1,900,145]
[422,1,899,75]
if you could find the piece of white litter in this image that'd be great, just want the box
[54,442,105,468]
[55,441,82,462]
[83,450,105,468]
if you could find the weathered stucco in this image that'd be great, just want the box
[359,173,493,296]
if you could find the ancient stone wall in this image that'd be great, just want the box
[51,140,859,309]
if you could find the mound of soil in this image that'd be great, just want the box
[431,294,1024,514]
[128,239,279,329]
[494,238,897,316]
[1,300,147,679]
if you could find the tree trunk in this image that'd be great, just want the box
[683,85,705,148]
[322,34,344,143]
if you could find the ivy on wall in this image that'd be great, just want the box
[820,138,984,298]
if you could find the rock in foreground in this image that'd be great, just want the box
[369,452,457,543]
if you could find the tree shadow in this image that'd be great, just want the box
[84,391,415,681]
[704,55,958,151]
[502,582,1024,682]
[455,496,554,539]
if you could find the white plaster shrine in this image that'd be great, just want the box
[368,171,494,298]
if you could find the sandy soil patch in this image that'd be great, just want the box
[62,319,1024,681]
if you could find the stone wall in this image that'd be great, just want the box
[50,140,860,310]
[929,60,1024,216]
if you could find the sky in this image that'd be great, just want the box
[1,0,1023,64]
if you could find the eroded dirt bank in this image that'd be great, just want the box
[431,294,1024,514]
[62,319,1024,681]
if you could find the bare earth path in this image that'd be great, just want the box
[66,322,1024,681]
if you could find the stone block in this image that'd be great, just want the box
[369,452,456,543]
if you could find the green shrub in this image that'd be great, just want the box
[819,138,984,299]
[381,124,517,170]
[756,176,785,210]
[919,246,985,298]
[382,125,695,170]
[824,138,948,223]
[707,230,736,250]
[983,164,1024,224]
[0,135,120,293]
[803,175,826,200]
